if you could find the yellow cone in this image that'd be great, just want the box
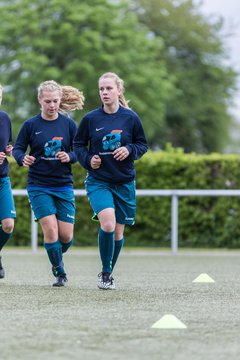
[192,273,215,283]
[151,314,187,329]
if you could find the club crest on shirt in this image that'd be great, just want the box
[102,130,122,151]
[44,137,63,157]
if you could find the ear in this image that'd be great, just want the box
[117,87,122,96]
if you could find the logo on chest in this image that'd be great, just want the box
[102,130,122,151]
[44,137,63,157]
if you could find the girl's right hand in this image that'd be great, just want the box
[23,155,36,167]
[90,155,101,169]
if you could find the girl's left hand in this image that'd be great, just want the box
[57,151,70,163]
[0,152,6,164]
[113,146,129,161]
[5,144,13,156]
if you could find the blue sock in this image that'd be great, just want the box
[60,239,73,254]
[0,226,12,251]
[44,240,65,276]
[98,228,114,273]
[112,238,124,271]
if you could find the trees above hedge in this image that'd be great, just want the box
[0,0,237,152]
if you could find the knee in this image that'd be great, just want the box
[42,226,58,242]
[59,233,73,244]
[101,220,115,233]
[115,229,124,240]
[114,224,125,240]
[2,219,14,234]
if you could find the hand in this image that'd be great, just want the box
[91,155,101,169]
[0,152,6,165]
[23,155,36,167]
[113,146,129,161]
[56,151,70,163]
[5,144,13,156]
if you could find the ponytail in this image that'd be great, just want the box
[60,85,85,113]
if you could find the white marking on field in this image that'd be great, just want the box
[151,314,187,329]
[192,273,215,283]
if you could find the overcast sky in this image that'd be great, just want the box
[199,0,240,116]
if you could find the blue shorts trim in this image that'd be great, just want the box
[0,177,16,220]
[28,189,75,224]
[85,175,136,225]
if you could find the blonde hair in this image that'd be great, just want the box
[99,72,129,108]
[37,80,84,112]
[38,80,62,99]
[60,85,85,112]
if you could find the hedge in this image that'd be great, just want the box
[7,149,240,248]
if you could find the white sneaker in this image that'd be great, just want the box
[97,272,116,290]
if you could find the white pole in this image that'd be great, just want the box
[171,194,178,254]
[31,211,38,253]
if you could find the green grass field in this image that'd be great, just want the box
[0,248,240,360]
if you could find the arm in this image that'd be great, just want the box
[125,115,148,160]
[0,114,13,161]
[5,117,13,156]
[73,116,93,170]
[12,122,31,166]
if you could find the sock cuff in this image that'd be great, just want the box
[0,226,12,239]
[114,237,124,246]
[44,240,61,251]
[59,239,74,246]
[99,228,114,239]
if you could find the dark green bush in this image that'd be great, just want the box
[8,150,240,248]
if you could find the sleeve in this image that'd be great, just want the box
[12,122,30,166]
[73,116,92,170]
[125,114,148,160]
[68,120,78,164]
[8,116,12,143]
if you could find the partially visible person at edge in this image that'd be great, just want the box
[73,72,148,290]
[13,81,84,287]
[0,84,16,279]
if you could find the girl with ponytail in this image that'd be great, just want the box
[13,80,84,287]
[73,72,148,290]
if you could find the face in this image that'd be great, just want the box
[38,90,61,120]
[99,78,121,107]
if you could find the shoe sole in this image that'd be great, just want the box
[97,284,116,290]
[52,278,68,287]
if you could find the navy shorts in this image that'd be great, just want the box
[0,177,16,221]
[85,175,136,225]
[27,189,75,224]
